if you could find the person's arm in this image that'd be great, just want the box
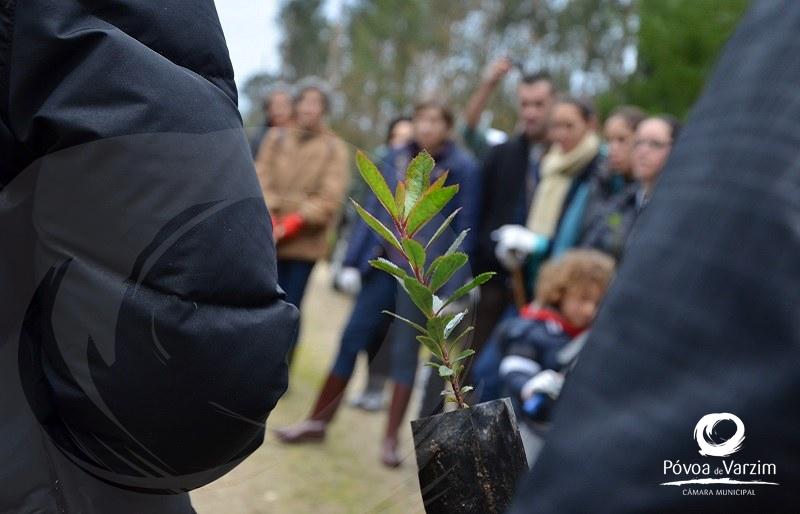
[446,154,481,262]
[342,195,382,272]
[254,129,284,215]
[463,57,513,130]
[499,354,542,402]
[2,0,298,494]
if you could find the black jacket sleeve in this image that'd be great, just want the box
[2,0,298,496]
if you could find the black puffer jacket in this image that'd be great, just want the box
[0,1,298,512]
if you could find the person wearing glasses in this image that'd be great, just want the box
[580,115,682,260]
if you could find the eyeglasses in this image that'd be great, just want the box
[633,139,671,150]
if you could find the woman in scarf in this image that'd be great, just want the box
[493,96,602,281]
[471,97,601,404]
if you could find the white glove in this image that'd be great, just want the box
[492,225,543,271]
[335,267,362,295]
[521,370,565,400]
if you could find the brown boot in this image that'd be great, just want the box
[275,374,349,443]
[381,383,413,468]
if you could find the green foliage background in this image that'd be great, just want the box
[245,0,750,148]
[597,0,749,119]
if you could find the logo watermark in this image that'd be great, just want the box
[661,413,778,496]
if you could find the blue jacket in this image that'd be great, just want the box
[344,141,480,295]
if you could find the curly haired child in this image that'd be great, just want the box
[496,249,615,422]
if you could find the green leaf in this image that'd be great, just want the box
[404,151,435,214]
[428,252,468,292]
[449,326,474,349]
[350,199,402,251]
[440,272,496,313]
[401,276,434,317]
[395,181,406,220]
[427,170,449,193]
[424,361,441,370]
[381,310,426,333]
[406,185,459,236]
[444,310,467,338]
[453,348,475,363]
[402,238,426,273]
[446,229,470,256]
[425,207,461,250]
[426,314,454,342]
[438,365,454,378]
[369,258,409,280]
[417,336,443,360]
[460,385,474,395]
[356,150,397,218]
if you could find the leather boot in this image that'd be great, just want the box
[381,382,413,468]
[275,374,349,443]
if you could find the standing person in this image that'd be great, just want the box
[338,116,415,412]
[493,96,602,272]
[248,82,294,157]
[548,105,646,257]
[479,97,602,402]
[580,115,681,259]
[255,77,350,361]
[0,1,298,513]
[470,71,557,381]
[275,100,479,468]
[580,106,646,234]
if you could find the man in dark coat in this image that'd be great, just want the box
[470,72,556,369]
[0,1,298,512]
[509,1,799,512]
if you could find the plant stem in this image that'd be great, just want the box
[439,342,468,409]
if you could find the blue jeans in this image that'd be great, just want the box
[331,269,422,387]
[277,259,315,309]
[277,259,315,356]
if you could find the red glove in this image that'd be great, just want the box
[279,213,304,240]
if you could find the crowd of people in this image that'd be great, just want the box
[250,57,681,468]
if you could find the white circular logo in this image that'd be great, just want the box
[693,413,745,457]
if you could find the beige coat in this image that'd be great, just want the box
[255,127,350,261]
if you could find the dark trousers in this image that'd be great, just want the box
[277,259,316,309]
[331,270,421,387]
[363,325,393,383]
[277,259,315,360]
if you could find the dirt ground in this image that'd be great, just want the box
[191,264,426,514]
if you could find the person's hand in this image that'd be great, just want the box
[491,224,543,270]
[521,370,565,400]
[335,267,362,295]
[272,215,284,242]
[280,213,304,240]
[484,57,513,85]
